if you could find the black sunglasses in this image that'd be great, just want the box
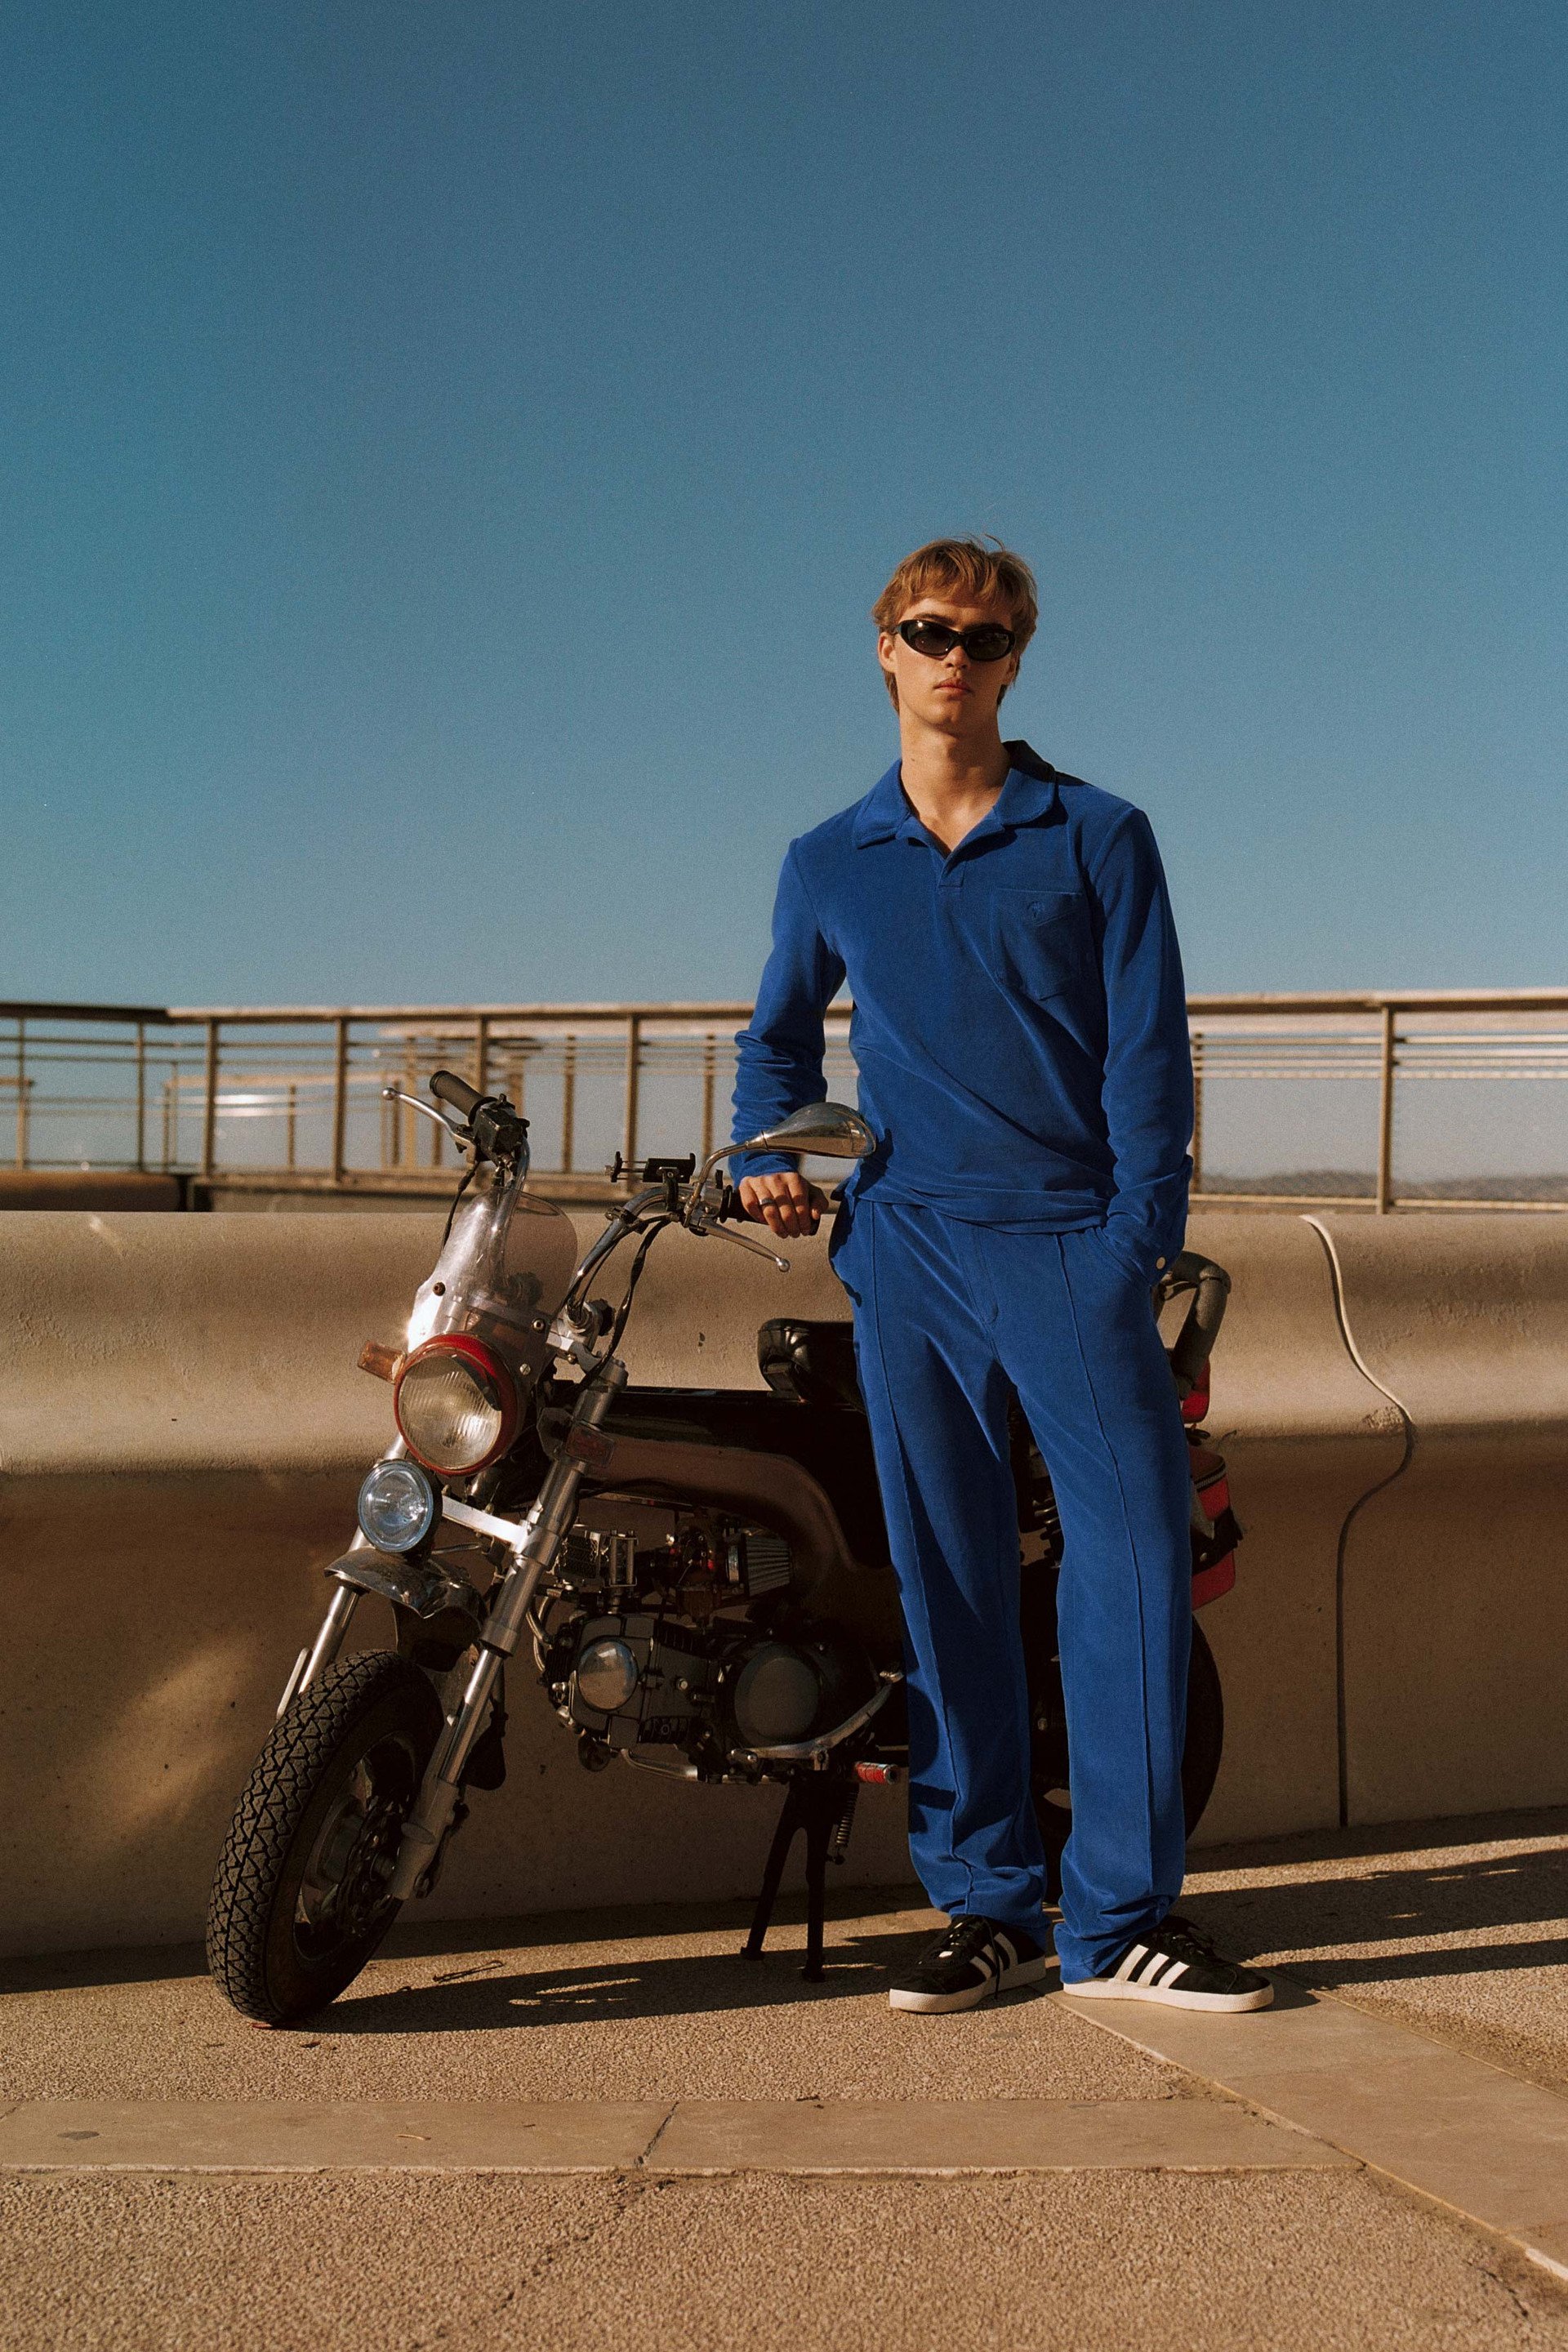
[892,617,1018,663]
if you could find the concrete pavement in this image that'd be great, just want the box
[6,1810,1568,2348]
[7,2169,1561,2352]
[0,1899,1181,2107]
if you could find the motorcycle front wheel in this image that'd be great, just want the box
[1026,1600,1224,1904]
[206,1650,443,2025]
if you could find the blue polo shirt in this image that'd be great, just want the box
[730,741,1193,1283]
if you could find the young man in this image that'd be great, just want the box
[732,537,1270,2016]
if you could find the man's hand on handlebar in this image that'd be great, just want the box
[737,1171,830,1240]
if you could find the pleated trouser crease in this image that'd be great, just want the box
[831,1196,1194,1984]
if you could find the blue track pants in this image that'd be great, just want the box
[830,1198,1194,1983]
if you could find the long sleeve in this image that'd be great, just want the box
[1089,808,1193,1279]
[730,842,847,1177]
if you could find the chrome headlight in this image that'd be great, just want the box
[393,1334,519,1476]
[357,1458,439,1553]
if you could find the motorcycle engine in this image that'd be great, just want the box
[543,1514,871,1775]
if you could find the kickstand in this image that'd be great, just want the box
[743,1775,859,1982]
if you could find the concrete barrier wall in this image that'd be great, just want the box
[1,1205,1563,1958]
[1305,1214,1568,1827]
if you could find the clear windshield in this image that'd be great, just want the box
[404,1164,578,1392]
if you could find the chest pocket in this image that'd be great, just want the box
[983,887,1090,1004]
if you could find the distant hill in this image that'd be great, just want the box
[1198,1172,1568,1202]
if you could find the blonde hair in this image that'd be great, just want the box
[873,537,1037,708]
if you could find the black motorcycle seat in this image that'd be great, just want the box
[757,1318,862,1412]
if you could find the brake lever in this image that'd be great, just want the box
[687,1208,790,1272]
[381,1088,470,1147]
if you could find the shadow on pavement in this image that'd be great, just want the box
[0,1887,933,1998]
[318,1920,1061,2037]
[1183,1819,1568,1989]
[10,1807,1566,2014]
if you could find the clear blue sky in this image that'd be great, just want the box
[3,2,1563,1009]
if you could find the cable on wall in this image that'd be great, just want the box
[1301,1214,1417,1829]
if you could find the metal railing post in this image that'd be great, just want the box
[134,1022,147,1172]
[621,1013,642,1176]
[561,1035,576,1174]
[701,1033,716,1161]
[14,1018,26,1169]
[200,1019,220,1180]
[331,1017,350,1184]
[473,1014,490,1098]
[287,1082,298,1171]
[401,1047,416,1169]
[1190,1028,1204,1194]
[1375,1004,1397,1214]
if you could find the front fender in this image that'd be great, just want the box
[326,1549,486,1642]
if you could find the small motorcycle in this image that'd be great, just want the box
[207,1072,1242,2022]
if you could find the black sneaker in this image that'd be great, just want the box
[1062,1914,1272,2012]
[889,1916,1051,2014]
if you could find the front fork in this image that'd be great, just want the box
[274,1537,373,1719]
[384,1360,627,1902]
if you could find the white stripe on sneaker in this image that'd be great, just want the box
[1061,1926,1275,2014]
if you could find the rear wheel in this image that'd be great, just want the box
[207,1651,443,2024]
[1023,1579,1223,1903]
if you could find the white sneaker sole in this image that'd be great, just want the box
[1062,1974,1273,2013]
[889,1954,1052,2014]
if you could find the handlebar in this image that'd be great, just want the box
[566,1164,1235,1394]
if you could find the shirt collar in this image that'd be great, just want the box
[851,760,916,846]
[852,741,1059,848]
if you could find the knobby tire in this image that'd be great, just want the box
[206,1650,443,2025]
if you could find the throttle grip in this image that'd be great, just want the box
[430,1068,483,1117]
[718,1179,839,1225]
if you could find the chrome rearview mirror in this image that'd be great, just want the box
[733,1101,875,1160]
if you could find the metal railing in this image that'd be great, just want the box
[2,991,1566,1210]
[1184,991,1568,1212]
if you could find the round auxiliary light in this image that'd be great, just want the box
[393,1334,518,1477]
[573,1637,640,1716]
[356,1457,440,1553]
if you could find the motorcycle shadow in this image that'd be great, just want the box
[314,1914,1043,2037]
